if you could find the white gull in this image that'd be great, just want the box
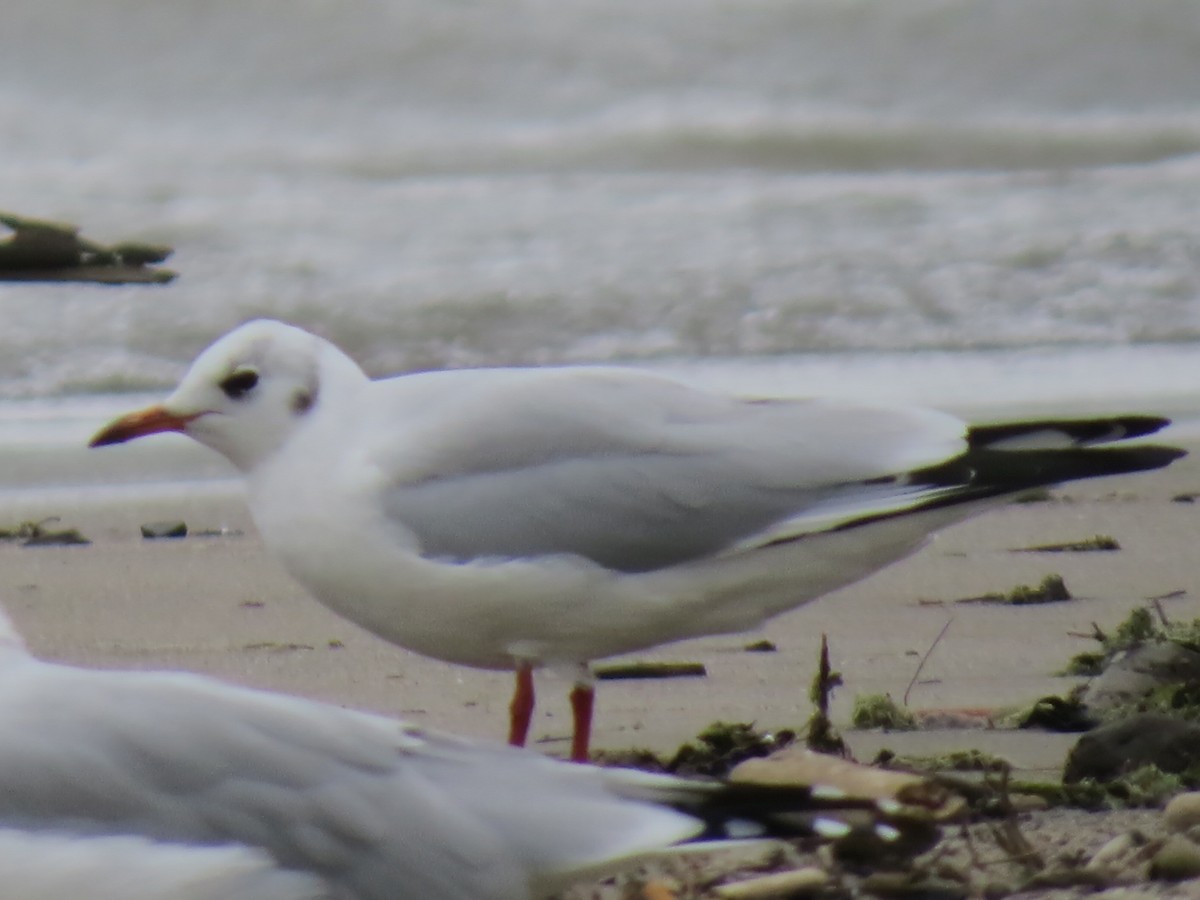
[90,319,1185,760]
[0,603,897,900]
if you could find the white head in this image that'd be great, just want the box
[90,320,368,472]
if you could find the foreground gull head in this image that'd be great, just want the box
[91,319,1186,760]
[0,603,911,900]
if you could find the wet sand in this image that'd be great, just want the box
[3,444,1199,780]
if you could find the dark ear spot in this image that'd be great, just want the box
[292,389,316,415]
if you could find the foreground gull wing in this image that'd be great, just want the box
[377,369,968,572]
[0,635,692,899]
[0,670,496,899]
[342,726,931,893]
[0,606,915,900]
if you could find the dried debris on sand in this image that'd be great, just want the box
[568,608,1200,898]
[0,518,90,547]
[954,574,1073,606]
[0,210,175,284]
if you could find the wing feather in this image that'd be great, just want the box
[373,368,966,572]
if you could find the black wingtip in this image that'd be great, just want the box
[675,781,942,852]
[826,442,1187,537]
[1133,445,1189,470]
[968,415,1173,450]
[916,443,1186,492]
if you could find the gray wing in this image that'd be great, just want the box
[0,659,696,900]
[375,368,967,572]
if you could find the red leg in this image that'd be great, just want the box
[508,663,535,747]
[569,682,594,763]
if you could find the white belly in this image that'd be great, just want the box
[250,471,967,671]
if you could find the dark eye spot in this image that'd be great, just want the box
[219,369,259,400]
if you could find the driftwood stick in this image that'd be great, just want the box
[594,662,707,680]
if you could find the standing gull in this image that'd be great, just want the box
[91,320,1185,760]
[0,603,907,900]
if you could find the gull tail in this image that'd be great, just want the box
[914,444,1186,496]
[603,769,939,851]
[958,413,1185,495]
[830,414,1186,534]
[966,414,1173,450]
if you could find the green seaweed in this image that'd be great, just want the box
[1060,651,1106,677]
[1089,605,1200,659]
[956,574,1072,606]
[595,721,797,778]
[1108,606,1158,649]
[851,693,917,731]
[1013,535,1120,553]
[1059,765,1192,810]
[668,721,797,777]
[0,518,90,546]
[891,748,1011,774]
[1016,692,1095,732]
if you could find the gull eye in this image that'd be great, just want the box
[219,368,259,400]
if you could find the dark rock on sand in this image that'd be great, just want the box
[141,521,188,539]
[1064,714,1200,783]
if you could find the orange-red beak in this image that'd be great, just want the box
[89,405,200,447]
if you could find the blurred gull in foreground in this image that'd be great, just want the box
[0,603,914,900]
[91,320,1185,760]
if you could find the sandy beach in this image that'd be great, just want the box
[4,431,1198,782]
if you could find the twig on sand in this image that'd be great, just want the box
[1151,596,1172,629]
[904,618,953,707]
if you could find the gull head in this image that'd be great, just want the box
[89,319,367,472]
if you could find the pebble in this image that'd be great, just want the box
[713,867,828,899]
[140,520,188,539]
[1165,792,1200,833]
[1085,830,1155,883]
[1151,834,1200,881]
[731,746,927,798]
[1086,832,1138,872]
